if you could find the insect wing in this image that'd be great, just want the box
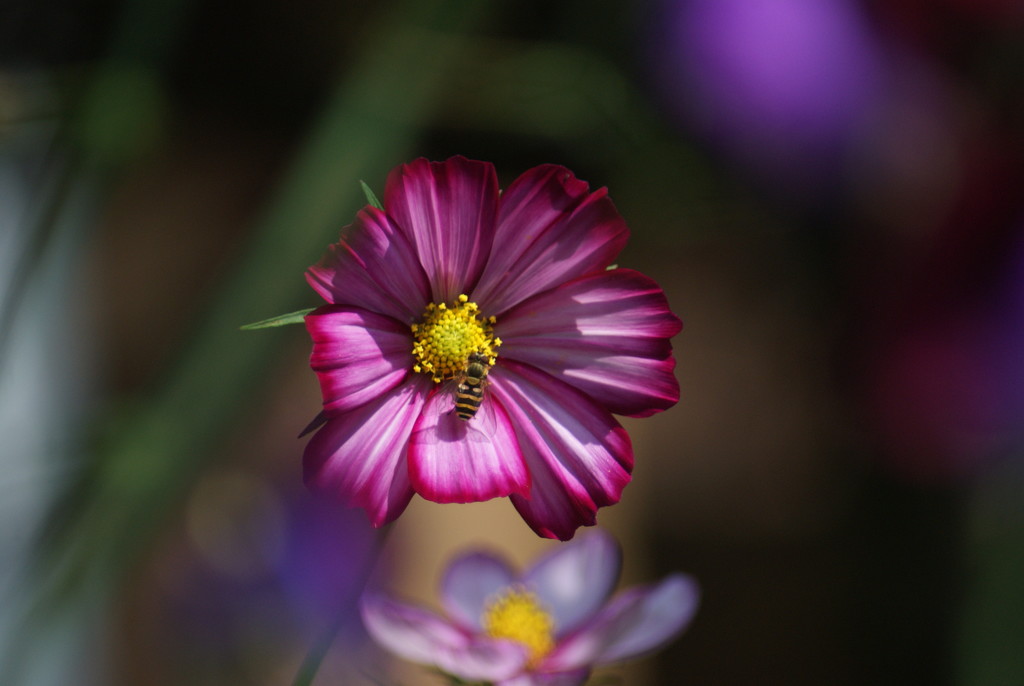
[411,384,496,446]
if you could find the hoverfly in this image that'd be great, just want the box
[453,351,491,421]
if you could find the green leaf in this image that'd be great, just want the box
[360,180,384,210]
[239,308,315,330]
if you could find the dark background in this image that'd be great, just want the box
[2,0,1024,684]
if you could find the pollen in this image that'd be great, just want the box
[481,587,555,667]
[410,295,499,382]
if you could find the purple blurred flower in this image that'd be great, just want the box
[652,0,881,187]
[360,530,699,686]
[302,156,681,540]
[161,479,379,675]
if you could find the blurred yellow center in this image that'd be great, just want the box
[481,587,555,667]
[411,294,500,382]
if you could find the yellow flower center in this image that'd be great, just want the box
[481,587,555,667]
[410,294,500,383]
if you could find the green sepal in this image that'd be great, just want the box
[239,307,315,330]
[428,667,489,686]
[360,180,384,210]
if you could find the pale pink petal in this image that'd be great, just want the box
[441,551,517,631]
[306,206,431,322]
[487,361,633,541]
[497,269,682,417]
[498,671,590,686]
[360,593,529,682]
[523,530,621,635]
[543,574,699,672]
[305,306,413,414]
[384,156,498,303]
[473,165,629,316]
[303,376,432,527]
[409,387,529,503]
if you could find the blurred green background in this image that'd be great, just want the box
[2,0,1024,684]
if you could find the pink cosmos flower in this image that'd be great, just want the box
[303,156,681,539]
[359,529,699,686]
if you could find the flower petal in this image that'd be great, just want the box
[360,593,529,682]
[441,551,518,631]
[305,305,413,414]
[303,376,432,527]
[409,387,530,503]
[384,156,499,303]
[523,530,621,636]
[498,671,591,686]
[306,206,431,322]
[543,574,700,671]
[473,165,629,316]
[498,269,682,417]
[487,361,633,541]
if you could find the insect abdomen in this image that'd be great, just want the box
[455,381,483,420]
[455,357,488,420]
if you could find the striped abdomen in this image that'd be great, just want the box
[455,353,489,420]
